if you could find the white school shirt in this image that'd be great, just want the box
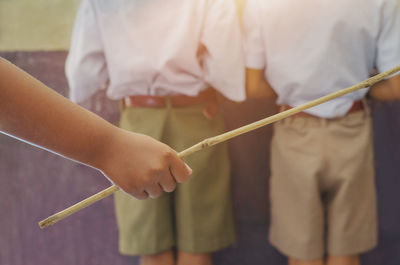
[66,0,245,103]
[243,0,400,118]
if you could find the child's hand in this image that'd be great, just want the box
[95,128,192,199]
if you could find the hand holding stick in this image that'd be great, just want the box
[39,65,400,229]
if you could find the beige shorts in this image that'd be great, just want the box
[114,104,234,255]
[269,110,377,260]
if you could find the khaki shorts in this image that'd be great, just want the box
[114,104,234,255]
[269,110,377,260]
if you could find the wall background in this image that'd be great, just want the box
[1,1,400,265]
[0,0,80,51]
[0,0,246,51]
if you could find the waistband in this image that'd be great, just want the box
[277,100,365,119]
[121,88,218,119]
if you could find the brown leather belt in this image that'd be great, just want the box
[278,100,364,118]
[121,88,219,119]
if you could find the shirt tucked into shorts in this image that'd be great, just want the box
[65,0,245,255]
[243,0,400,259]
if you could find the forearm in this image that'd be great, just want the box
[258,79,277,99]
[0,58,193,198]
[0,58,116,168]
[246,68,277,99]
[369,74,400,101]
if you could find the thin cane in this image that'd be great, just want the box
[39,64,400,229]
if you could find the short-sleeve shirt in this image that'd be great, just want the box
[243,0,400,118]
[66,0,245,103]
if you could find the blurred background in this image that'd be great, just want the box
[0,0,400,264]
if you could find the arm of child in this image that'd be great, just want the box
[246,68,277,99]
[0,58,191,199]
[369,74,400,101]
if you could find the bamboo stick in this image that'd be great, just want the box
[39,64,400,229]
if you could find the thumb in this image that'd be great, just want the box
[169,154,192,183]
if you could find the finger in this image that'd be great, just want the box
[168,153,192,183]
[159,173,177,193]
[131,190,149,200]
[145,183,163,199]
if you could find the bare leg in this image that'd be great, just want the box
[326,255,360,265]
[289,257,324,265]
[140,250,175,265]
[177,251,212,265]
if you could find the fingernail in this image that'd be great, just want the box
[185,163,193,175]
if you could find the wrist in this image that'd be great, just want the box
[86,124,121,172]
[394,86,400,100]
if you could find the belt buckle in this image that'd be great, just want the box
[145,97,164,107]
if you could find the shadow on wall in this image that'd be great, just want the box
[1,52,400,265]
